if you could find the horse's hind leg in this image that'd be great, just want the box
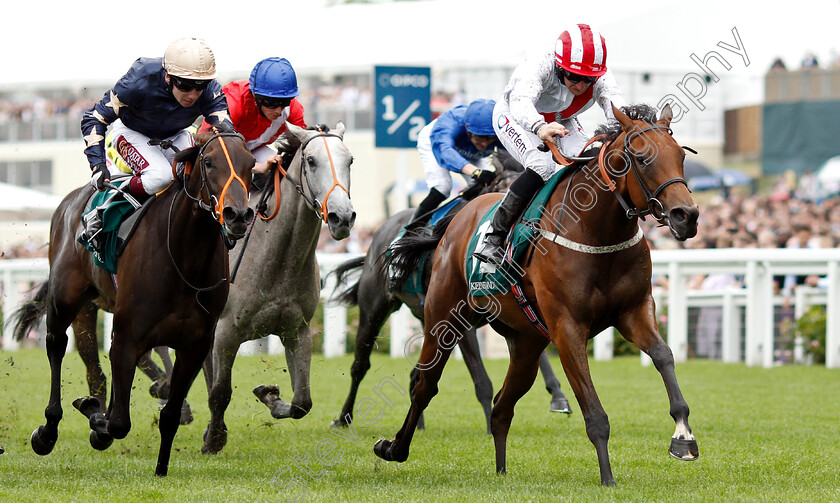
[373,295,468,463]
[332,291,400,427]
[457,327,494,434]
[617,300,699,461]
[157,344,209,476]
[31,291,84,455]
[73,303,106,413]
[489,330,546,475]
[539,350,571,414]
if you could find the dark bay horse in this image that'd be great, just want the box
[14,130,254,476]
[201,123,355,454]
[329,154,571,434]
[374,104,700,486]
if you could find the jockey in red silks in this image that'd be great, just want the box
[474,24,627,265]
[201,57,307,180]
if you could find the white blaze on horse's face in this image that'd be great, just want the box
[286,122,356,240]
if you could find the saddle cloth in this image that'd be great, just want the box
[465,167,571,297]
[386,198,462,297]
[78,183,154,274]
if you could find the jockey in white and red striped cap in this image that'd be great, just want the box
[473,23,627,266]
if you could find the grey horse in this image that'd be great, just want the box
[201,122,355,454]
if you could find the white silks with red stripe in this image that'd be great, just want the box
[554,24,608,77]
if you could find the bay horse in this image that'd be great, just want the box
[373,104,701,486]
[201,123,355,454]
[329,152,571,434]
[15,130,254,476]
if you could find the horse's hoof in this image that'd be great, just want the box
[89,429,114,451]
[669,437,699,461]
[253,384,280,404]
[373,438,407,462]
[180,401,194,425]
[149,379,170,400]
[30,426,56,456]
[201,425,227,455]
[0,444,5,455]
[549,397,572,414]
[72,396,101,418]
[330,416,350,428]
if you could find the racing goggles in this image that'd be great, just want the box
[557,68,598,85]
[170,76,211,92]
[255,96,292,109]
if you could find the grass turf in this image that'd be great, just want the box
[0,349,838,502]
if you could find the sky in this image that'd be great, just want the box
[1,0,838,89]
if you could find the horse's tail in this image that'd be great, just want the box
[8,282,49,342]
[330,255,365,306]
[380,214,456,291]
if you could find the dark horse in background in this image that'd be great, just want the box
[12,130,254,476]
[374,104,701,486]
[329,151,571,434]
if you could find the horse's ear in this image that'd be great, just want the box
[334,121,346,139]
[175,145,200,164]
[611,103,634,131]
[657,103,673,127]
[285,123,307,141]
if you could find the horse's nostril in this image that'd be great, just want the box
[327,213,340,227]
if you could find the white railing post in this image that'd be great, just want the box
[2,267,20,351]
[390,305,412,359]
[102,312,113,354]
[593,328,614,361]
[826,261,840,369]
[721,287,740,363]
[322,272,347,358]
[667,261,688,362]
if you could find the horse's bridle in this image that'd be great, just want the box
[595,125,692,222]
[274,127,350,223]
[182,130,249,226]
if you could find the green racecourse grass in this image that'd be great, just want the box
[1,349,838,503]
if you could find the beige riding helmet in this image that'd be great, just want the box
[163,37,217,79]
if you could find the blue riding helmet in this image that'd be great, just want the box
[249,57,300,98]
[464,99,496,136]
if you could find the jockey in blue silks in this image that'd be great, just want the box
[408,98,502,230]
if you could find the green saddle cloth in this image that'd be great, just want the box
[466,167,569,297]
[78,186,135,274]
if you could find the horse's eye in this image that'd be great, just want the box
[203,158,213,169]
[635,155,649,166]
[307,155,316,165]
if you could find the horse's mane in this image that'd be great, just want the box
[594,104,658,141]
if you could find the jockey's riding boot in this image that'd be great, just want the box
[79,207,105,251]
[405,188,447,233]
[473,169,545,265]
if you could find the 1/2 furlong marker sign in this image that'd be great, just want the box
[375,66,431,148]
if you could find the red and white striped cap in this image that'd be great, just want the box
[554,24,608,77]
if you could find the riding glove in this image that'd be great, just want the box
[90,163,110,191]
[471,169,496,186]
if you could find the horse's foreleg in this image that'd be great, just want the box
[157,344,209,476]
[489,332,545,475]
[373,308,462,463]
[202,335,239,454]
[105,338,139,441]
[332,295,398,427]
[259,324,313,420]
[73,303,106,413]
[617,301,699,461]
[457,327,494,434]
[539,349,571,414]
[555,324,615,486]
